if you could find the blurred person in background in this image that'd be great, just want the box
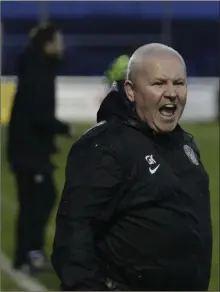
[217,86,220,122]
[52,43,212,291]
[7,23,74,273]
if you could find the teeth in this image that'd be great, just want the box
[164,104,175,108]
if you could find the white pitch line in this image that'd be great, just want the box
[0,252,48,292]
[1,196,54,291]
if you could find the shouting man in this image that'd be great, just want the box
[52,43,212,291]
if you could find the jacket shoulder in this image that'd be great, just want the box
[70,121,126,156]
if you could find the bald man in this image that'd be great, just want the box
[52,43,212,291]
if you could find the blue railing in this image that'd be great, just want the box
[1,1,219,19]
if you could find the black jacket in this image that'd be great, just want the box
[7,47,69,172]
[51,81,212,291]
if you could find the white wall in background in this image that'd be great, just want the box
[1,76,218,123]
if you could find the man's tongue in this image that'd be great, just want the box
[160,106,174,117]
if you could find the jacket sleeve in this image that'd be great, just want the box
[27,76,70,135]
[51,141,123,290]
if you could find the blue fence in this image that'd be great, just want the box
[1,1,219,76]
[1,1,219,19]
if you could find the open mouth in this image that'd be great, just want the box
[159,104,177,118]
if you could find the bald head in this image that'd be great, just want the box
[127,43,186,82]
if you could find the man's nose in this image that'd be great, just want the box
[164,84,177,101]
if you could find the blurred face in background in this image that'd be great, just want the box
[125,54,187,133]
[44,31,64,58]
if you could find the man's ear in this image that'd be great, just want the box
[124,80,135,102]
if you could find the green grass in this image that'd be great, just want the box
[1,122,219,291]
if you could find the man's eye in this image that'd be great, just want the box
[153,82,163,86]
[174,82,184,86]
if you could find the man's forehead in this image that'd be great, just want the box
[144,54,184,67]
[127,44,186,82]
[141,55,186,78]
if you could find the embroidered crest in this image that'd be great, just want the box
[183,145,199,165]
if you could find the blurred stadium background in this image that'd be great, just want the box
[0,1,219,291]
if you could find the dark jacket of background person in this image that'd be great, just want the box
[7,42,69,173]
[217,87,220,122]
[51,81,212,291]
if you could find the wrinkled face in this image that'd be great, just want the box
[124,55,187,133]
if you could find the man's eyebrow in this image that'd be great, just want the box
[152,77,186,82]
[151,78,168,83]
[173,78,186,83]
[153,78,167,81]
